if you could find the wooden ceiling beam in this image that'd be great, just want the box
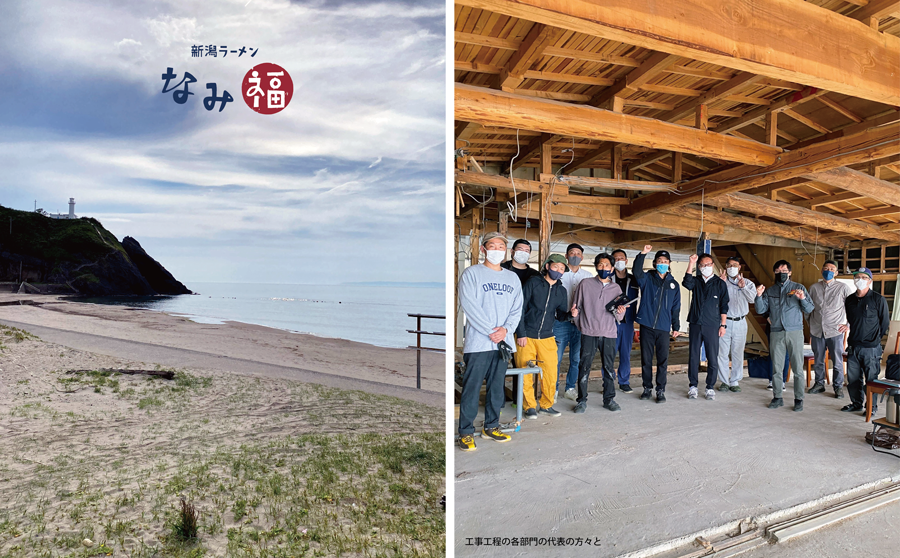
[782,108,831,135]
[657,72,763,123]
[817,96,864,123]
[500,24,565,89]
[456,0,900,105]
[589,51,680,107]
[708,193,898,241]
[795,191,868,209]
[621,122,900,219]
[843,206,900,220]
[715,87,827,134]
[801,167,900,208]
[456,85,783,166]
[848,0,900,22]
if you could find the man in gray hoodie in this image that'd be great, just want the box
[457,232,524,452]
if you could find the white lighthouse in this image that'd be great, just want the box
[47,198,78,220]
[68,198,75,218]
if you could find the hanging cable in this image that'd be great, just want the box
[507,129,521,221]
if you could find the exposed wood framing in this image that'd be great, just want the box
[800,167,900,209]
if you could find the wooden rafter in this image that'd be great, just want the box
[800,167,900,208]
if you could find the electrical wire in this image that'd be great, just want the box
[507,130,521,221]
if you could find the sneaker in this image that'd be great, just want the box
[705,388,716,401]
[524,408,538,420]
[656,391,666,403]
[538,407,561,417]
[718,382,730,392]
[841,403,863,412]
[729,384,742,393]
[688,386,698,399]
[458,435,476,451]
[768,397,783,409]
[767,381,773,390]
[793,400,803,412]
[482,427,511,442]
[603,400,621,412]
[834,387,844,399]
[640,388,652,400]
[573,402,586,413]
[619,384,633,393]
[564,388,577,401]
[808,383,826,394]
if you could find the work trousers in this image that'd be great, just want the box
[554,320,581,392]
[577,335,616,404]
[640,325,670,392]
[689,324,721,391]
[459,351,508,436]
[770,329,805,401]
[515,336,559,411]
[615,321,634,385]
[717,317,748,386]
[846,345,883,407]
[811,334,845,388]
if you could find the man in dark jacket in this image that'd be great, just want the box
[501,239,541,286]
[840,267,890,415]
[611,249,639,392]
[683,253,730,401]
[514,254,571,419]
[633,245,682,403]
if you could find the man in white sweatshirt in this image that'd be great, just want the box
[457,232,524,452]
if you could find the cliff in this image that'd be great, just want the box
[121,237,191,295]
[0,205,190,296]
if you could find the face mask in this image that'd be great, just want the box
[656,264,669,274]
[513,251,530,265]
[568,256,582,266]
[614,261,627,271]
[547,269,563,281]
[775,272,789,284]
[700,266,713,278]
[598,269,613,279]
[485,250,505,265]
[855,278,869,290]
[822,270,835,281]
[726,267,739,278]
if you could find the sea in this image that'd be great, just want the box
[74,282,445,349]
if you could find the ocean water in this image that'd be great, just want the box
[75,282,445,349]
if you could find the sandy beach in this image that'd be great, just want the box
[0,294,445,557]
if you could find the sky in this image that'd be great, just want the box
[0,0,445,285]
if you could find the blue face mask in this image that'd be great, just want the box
[598,269,613,279]
[822,270,835,281]
[656,264,669,274]
[547,269,563,281]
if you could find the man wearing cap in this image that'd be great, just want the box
[683,253,730,401]
[840,268,890,415]
[501,239,541,286]
[611,249,639,393]
[808,260,854,399]
[755,260,815,412]
[632,245,682,403]
[571,253,626,413]
[514,254,571,419]
[557,243,594,401]
[457,232,523,452]
[717,256,757,392]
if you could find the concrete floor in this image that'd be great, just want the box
[455,372,900,557]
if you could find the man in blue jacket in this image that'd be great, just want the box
[611,249,639,393]
[633,245,682,403]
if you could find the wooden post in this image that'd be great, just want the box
[539,141,553,264]
[498,210,509,237]
[695,104,708,131]
[612,145,623,180]
[470,210,482,265]
[672,152,683,182]
[456,140,467,171]
[765,111,778,146]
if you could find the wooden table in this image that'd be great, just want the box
[866,379,896,422]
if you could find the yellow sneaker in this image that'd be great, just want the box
[482,427,511,442]
[458,434,476,451]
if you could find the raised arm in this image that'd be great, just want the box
[633,246,651,287]
[755,284,769,314]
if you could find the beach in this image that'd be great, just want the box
[0,294,445,557]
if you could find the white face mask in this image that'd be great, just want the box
[855,278,869,291]
[700,266,714,277]
[485,250,505,265]
[512,250,530,264]
[614,261,627,271]
[726,267,739,278]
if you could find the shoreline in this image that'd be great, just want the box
[0,293,444,398]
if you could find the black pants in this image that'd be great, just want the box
[640,325,669,392]
[459,351,508,436]
[577,335,616,404]
[688,324,720,390]
[847,345,882,407]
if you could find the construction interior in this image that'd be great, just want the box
[453,0,900,556]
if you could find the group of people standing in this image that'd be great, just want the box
[457,233,891,452]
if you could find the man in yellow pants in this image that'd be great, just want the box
[514,254,572,419]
